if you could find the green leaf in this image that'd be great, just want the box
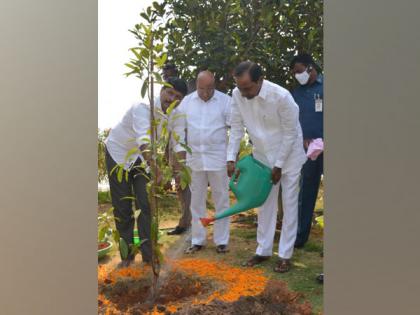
[110,164,120,176]
[119,238,129,260]
[129,48,142,60]
[112,230,120,244]
[125,146,139,161]
[155,44,164,52]
[125,62,137,70]
[130,244,139,256]
[153,72,163,82]
[180,143,192,154]
[106,206,114,216]
[140,12,149,22]
[156,53,167,67]
[98,227,107,242]
[117,166,124,183]
[120,196,136,201]
[141,80,149,98]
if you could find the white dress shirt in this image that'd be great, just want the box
[105,97,186,170]
[227,79,307,173]
[177,90,231,171]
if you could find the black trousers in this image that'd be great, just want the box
[295,153,324,246]
[105,147,152,262]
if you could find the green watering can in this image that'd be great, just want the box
[200,155,273,227]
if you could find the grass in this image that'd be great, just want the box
[98,191,111,204]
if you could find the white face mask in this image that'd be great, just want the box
[295,68,310,85]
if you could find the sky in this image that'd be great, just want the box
[98,0,154,130]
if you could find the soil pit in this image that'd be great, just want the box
[98,258,312,315]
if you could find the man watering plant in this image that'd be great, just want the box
[227,61,307,273]
[104,77,189,268]
[176,70,232,254]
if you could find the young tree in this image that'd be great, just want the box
[121,2,191,297]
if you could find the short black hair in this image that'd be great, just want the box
[164,77,188,96]
[290,53,315,69]
[233,61,263,82]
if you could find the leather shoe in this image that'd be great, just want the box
[167,226,187,235]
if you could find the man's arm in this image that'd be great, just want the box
[224,95,232,127]
[132,104,151,161]
[274,92,300,169]
[170,103,188,188]
[226,94,245,176]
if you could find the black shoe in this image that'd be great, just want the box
[316,273,324,284]
[294,243,305,249]
[167,226,187,235]
[216,244,229,254]
[184,244,203,254]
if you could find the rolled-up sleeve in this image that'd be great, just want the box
[132,103,151,147]
[274,92,300,168]
[227,94,244,161]
[170,102,187,153]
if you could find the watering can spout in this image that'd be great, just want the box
[199,217,215,227]
[200,155,273,226]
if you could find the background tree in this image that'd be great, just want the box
[156,0,323,92]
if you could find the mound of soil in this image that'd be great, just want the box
[98,260,312,315]
[172,280,312,315]
[99,269,217,314]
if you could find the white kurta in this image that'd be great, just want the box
[227,80,307,259]
[178,91,232,246]
[105,98,186,170]
[178,91,232,171]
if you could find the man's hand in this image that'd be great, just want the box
[303,139,312,150]
[271,167,282,185]
[227,161,236,177]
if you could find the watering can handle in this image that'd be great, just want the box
[229,166,240,195]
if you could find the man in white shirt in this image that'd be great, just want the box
[227,61,307,273]
[104,77,188,267]
[177,70,232,254]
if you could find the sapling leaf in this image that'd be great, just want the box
[117,166,124,183]
[141,80,149,98]
[120,196,136,201]
[119,238,129,260]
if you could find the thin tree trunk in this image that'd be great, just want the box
[148,32,160,299]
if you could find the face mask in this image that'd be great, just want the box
[295,68,310,85]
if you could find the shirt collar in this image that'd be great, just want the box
[192,90,218,102]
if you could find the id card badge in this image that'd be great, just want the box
[315,94,323,112]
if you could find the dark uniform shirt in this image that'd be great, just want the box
[291,75,324,139]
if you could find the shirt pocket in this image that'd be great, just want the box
[261,111,279,129]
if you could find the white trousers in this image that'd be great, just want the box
[190,169,230,246]
[256,169,301,259]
